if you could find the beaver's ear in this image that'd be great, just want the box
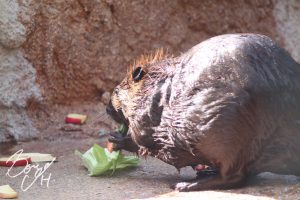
[132,66,145,82]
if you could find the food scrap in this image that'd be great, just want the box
[75,144,139,176]
[0,185,17,199]
[65,114,87,125]
[106,142,115,153]
[118,124,128,136]
[21,153,56,163]
[0,153,56,167]
[0,155,31,167]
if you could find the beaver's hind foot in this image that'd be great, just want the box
[172,173,247,192]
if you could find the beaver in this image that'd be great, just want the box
[106,34,300,191]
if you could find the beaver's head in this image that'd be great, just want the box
[106,49,171,127]
[106,65,147,126]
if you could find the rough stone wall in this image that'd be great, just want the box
[0,0,300,142]
[0,0,41,142]
[273,0,300,63]
[22,0,278,105]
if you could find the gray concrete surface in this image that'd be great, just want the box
[1,137,300,200]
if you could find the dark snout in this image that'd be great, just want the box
[106,100,129,125]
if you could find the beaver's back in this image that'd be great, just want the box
[163,34,300,175]
[174,34,300,104]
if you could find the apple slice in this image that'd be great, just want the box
[107,142,115,153]
[20,153,56,162]
[0,155,31,167]
[0,185,17,199]
[65,114,87,124]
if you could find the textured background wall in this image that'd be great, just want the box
[22,0,278,104]
[0,0,41,142]
[273,0,300,63]
[0,0,300,142]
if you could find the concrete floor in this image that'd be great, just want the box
[1,137,300,200]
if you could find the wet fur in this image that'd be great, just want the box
[107,34,300,191]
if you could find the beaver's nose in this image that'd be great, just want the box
[106,100,116,115]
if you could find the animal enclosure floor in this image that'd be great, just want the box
[0,137,299,200]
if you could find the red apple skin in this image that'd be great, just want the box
[65,117,82,124]
[0,157,32,167]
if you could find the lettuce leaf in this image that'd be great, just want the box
[75,144,139,176]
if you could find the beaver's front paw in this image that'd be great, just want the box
[108,132,128,150]
[108,132,139,153]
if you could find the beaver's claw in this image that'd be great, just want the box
[108,132,139,153]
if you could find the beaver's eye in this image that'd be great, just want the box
[114,88,119,95]
[132,66,145,82]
